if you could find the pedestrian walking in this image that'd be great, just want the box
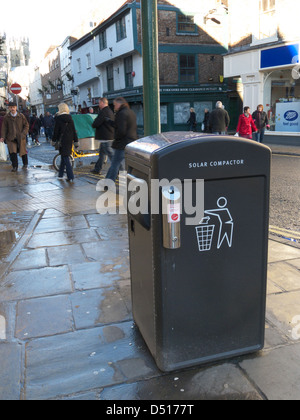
[106,97,138,183]
[29,114,41,146]
[52,103,78,182]
[90,98,115,175]
[236,106,257,140]
[209,101,230,135]
[252,104,270,143]
[202,108,210,133]
[0,102,29,172]
[43,112,55,142]
[187,108,197,131]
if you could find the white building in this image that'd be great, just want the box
[60,36,77,112]
[224,0,300,144]
[70,33,99,112]
[70,1,143,114]
[29,65,44,115]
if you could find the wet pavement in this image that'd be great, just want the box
[0,156,300,401]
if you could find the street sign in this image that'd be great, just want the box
[10,83,22,95]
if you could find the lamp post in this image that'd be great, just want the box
[141,0,161,136]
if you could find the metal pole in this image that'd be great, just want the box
[141,0,161,136]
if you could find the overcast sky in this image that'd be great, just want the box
[0,0,126,64]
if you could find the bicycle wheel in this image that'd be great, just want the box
[53,154,75,172]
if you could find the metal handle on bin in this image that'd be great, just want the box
[127,173,149,216]
[127,173,147,188]
[162,185,181,249]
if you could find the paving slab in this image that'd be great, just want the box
[34,215,89,234]
[70,288,131,329]
[16,295,73,339]
[47,244,87,266]
[0,266,72,302]
[10,248,47,271]
[0,343,22,400]
[24,322,159,400]
[27,228,99,249]
[268,261,300,292]
[268,241,300,263]
[240,343,300,400]
[100,363,262,400]
[266,291,300,339]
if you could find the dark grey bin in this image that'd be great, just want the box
[125,132,271,372]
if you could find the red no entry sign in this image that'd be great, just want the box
[10,83,22,95]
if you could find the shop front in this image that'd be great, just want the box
[224,41,300,145]
[261,43,300,143]
[105,84,229,134]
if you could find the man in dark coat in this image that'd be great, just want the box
[90,98,115,175]
[52,103,78,181]
[209,101,230,135]
[252,105,269,143]
[106,97,138,183]
[0,102,29,172]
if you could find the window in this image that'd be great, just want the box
[86,53,91,69]
[260,0,275,12]
[124,56,133,88]
[179,55,196,83]
[107,64,114,92]
[174,103,190,124]
[177,13,197,33]
[77,58,81,73]
[99,31,107,51]
[116,16,127,41]
[258,0,277,40]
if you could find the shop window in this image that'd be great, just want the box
[131,104,144,126]
[160,105,168,125]
[267,70,300,132]
[174,102,190,125]
[194,102,213,125]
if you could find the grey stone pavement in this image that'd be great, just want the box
[0,142,300,401]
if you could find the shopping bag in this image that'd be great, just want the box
[0,142,7,161]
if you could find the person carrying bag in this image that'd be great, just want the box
[0,140,7,161]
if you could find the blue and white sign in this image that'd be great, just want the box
[275,102,300,132]
[261,44,299,69]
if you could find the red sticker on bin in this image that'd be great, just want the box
[168,204,181,223]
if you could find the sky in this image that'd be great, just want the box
[0,0,126,64]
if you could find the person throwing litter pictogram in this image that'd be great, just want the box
[205,197,234,249]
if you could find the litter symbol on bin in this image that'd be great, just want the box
[195,197,234,252]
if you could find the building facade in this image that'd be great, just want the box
[224,0,300,144]
[70,0,231,132]
[40,46,64,115]
[60,37,77,113]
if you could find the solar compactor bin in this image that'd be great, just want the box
[125,132,271,372]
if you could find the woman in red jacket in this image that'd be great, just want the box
[236,106,257,139]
